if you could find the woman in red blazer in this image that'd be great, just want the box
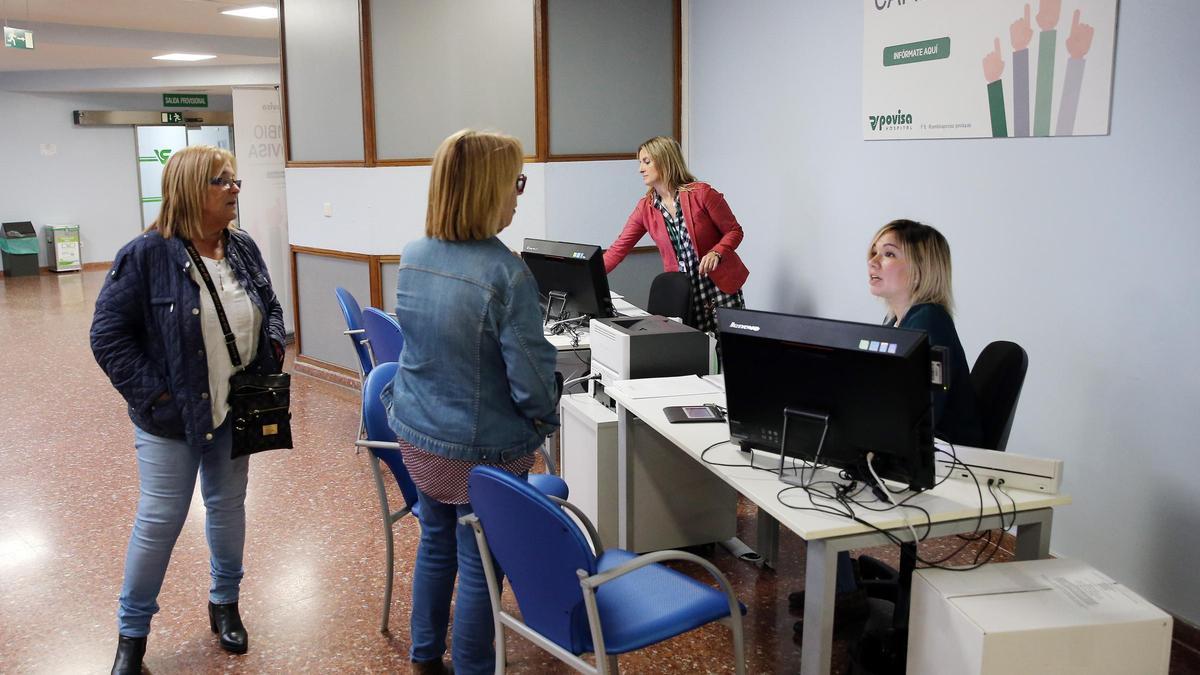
[603,136,749,333]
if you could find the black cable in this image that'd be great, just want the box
[773,444,1015,571]
[699,439,812,478]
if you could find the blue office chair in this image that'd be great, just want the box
[361,307,405,367]
[462,466,745,675]
[353,362,420,633]
[361,306,565,496]
[334,287,374,378]
[353,365,567,633]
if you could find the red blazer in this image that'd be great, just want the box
[603,182,749,295]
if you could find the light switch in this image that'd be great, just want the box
[322,202,332,217]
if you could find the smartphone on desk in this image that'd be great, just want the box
[664,404,726,423]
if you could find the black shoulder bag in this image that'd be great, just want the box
[185,240,293,458]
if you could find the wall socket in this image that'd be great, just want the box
[322,202,332,217]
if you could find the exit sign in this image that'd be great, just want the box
[3,26,34,49]
[163,93,208,108]
[161,112,184,124]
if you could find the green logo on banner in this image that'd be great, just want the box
[869,110,914,131]
[883,37,951,67]
[163,93,208,108]
[155,149,173,164]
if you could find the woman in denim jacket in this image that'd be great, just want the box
[91,146,285,674]
[383,129,560,675]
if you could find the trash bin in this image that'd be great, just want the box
[45,224,82,273]
[0,221,40,277]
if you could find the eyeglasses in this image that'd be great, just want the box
[209,177,243,190]
[516,173,527,196]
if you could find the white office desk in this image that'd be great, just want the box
[545,329,589,351]
[606,378,1072,675]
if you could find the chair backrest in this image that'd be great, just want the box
[362,307,406,366]
[335,287,374,376]
[362,362,419,509]
[970,340,1028,452]
[646,271,694,328]
[468,466,597,653]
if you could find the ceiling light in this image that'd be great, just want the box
[153,53,217,62]
[221,6,278,20]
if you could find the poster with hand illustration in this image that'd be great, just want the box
[862,0,1117,139]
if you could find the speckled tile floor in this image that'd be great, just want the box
[1,269,1196,674]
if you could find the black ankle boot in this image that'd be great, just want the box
[111,635,146,675]
[208,601,248,654]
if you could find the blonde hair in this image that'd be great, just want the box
[149,145,237,240]
[426,129,524,241]
[638,136,698,197]
[869,219,955,315]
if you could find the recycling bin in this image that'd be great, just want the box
[45,224,82,273]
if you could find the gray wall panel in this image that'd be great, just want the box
[380,261,400,314]
[296,253,371,371]
[606,249,660,310]
[371,0,535,159]
[548,0,674,155]
[283,0,365,161]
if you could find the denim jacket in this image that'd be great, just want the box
[90,229,285,448]
[383,236,560,463]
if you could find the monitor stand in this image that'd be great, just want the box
[778,407,830,488]
[544,290,568,324]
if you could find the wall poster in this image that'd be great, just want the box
[862,0,1117,140]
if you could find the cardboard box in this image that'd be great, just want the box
[907,557,1172,675]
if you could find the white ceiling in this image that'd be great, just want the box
[0,0,280,93]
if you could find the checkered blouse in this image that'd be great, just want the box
[652,191,745,333]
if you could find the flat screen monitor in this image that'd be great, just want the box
[718,307,935,490]
[521,238,615,321]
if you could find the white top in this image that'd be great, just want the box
[191,256,262,428]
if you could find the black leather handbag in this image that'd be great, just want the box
[226,370,292,457]
[186,240,293,459]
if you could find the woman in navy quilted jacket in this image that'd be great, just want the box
[90,145,285,675]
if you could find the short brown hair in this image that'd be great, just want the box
[869,219,955,314]
[150,145,237,240]
[638,136,698,196]
[425,129,524,241]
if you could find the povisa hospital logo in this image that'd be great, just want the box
[869,109,914,131]
[728,321,760,332]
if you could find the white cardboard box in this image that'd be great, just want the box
[907,557,1172,675]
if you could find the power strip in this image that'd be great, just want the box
[935,444,1064,494]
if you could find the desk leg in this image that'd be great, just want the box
[755,507,779,569]
[1014,507,1053,560]
[616,404,633,551]
[800,539,837,675]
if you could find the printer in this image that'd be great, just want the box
[589,315,710,404]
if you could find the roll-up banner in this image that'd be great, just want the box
[863,0,1117,140]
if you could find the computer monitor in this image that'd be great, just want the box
[718,307,935,490]
[521,238,615,321]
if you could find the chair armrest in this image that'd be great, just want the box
[549,495,604,555]
[578,549,742,619]
[355,440,401,451]
[538,441,558,475]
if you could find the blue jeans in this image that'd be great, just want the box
[117,422,249,637]
[410,488,502,675]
